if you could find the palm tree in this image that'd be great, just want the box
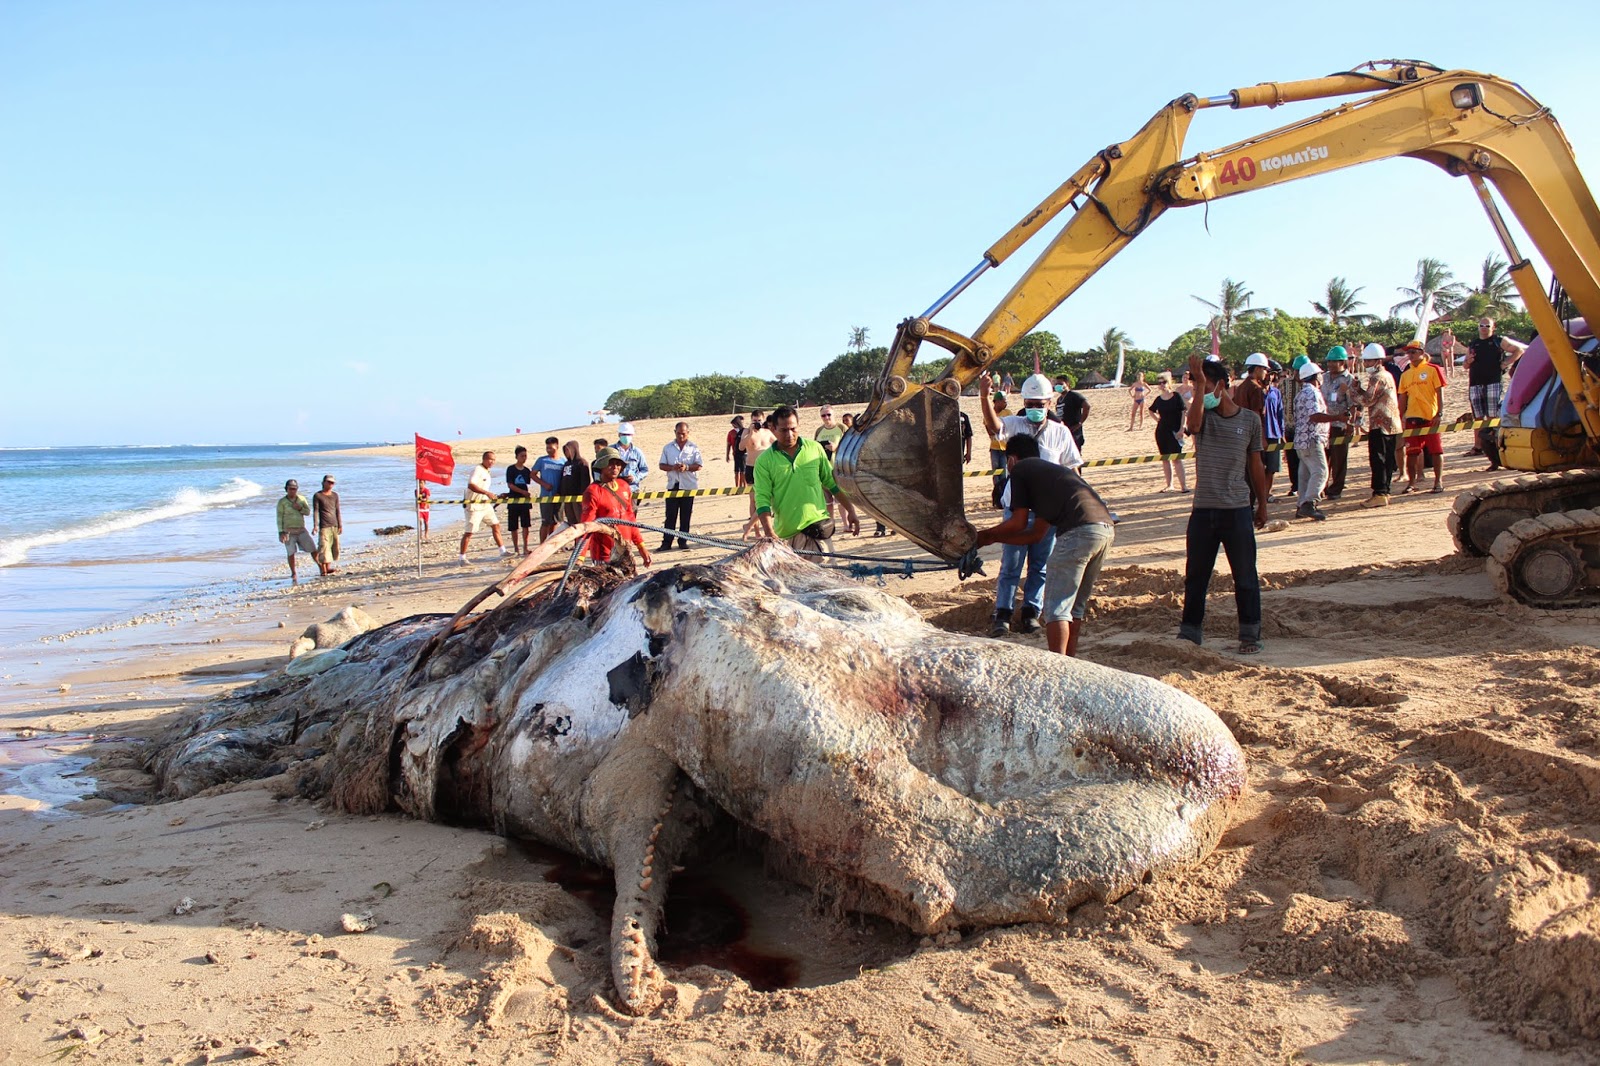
[1311,277,1377,326]
[1192,278,1269,335]
[1391,258,1467,320]
[847,326,871,352]
[1466,254,1520,317]
[1087,327,1134,376]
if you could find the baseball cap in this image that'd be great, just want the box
[617,422,635,435]
[1401,339,1425,352]
[322,475,335,484]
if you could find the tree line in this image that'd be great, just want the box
[602,256,1531,419]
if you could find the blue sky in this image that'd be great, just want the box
[4,2,1594,446]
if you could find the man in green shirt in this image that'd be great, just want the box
[754,406,860,553]
[275,479,317,586]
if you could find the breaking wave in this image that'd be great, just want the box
[0,478,263,568]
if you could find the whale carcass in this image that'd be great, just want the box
[151,538,1246,1014]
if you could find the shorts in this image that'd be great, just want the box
[506,503,532,531]
[1262,438,1282,473]
[1469,382,1502,421]
[1041,522,1115,624]
[317,527,340,563]
[1403,418,1443,457]
[282,529,316,558]
[465,503,501,533]
[562,501,583,525]
[539,500,560,524]
[733,458,747,480]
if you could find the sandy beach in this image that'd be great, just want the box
[4,392,1600,1064]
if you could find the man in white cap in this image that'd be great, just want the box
[1349,343,1402,505]
[1293,362,1334,521]
[612,423,648,496]
[977,370,1084,637]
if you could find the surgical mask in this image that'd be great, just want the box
[1024,407,1046,424]
[1202,392,1221,410]
[1053,384,1065,393]
[617,435,632,446]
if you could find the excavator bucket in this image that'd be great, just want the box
[832,387,977,561]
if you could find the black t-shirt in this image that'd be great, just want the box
[558,458,591,496]
[1150,393,1186,433]
[1468,335,1509,387]
[506,463,534,505]
[1004,458,1114,531]
[958,411,973,442]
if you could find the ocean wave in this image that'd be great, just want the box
[0,477,264,567]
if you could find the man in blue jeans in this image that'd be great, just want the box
[974,436,1116,657]
[1179,353,1270,654]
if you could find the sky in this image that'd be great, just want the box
[3,1,1595,446]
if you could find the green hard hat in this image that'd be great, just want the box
[1291,354,1310,369]
[1327,345,1349,362]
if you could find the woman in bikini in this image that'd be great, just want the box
[1127,371,1149,431]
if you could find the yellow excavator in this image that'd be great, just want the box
[832,60,1600,607]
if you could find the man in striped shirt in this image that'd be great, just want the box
[1178,355,1270,655]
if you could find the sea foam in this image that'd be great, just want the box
[0,477,263,567]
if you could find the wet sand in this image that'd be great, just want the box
[4,396,1599,1063]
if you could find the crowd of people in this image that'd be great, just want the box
[303,316,1523,661]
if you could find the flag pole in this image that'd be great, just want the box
[415,480,423,578]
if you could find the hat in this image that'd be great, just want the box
[1298,362,1321,381]
[1244,352,1270,369]
[1361,342,1386,362]
[1204,354,1222,363]
[617,422,635,435]
[596,447,625,467]
[1291,354,1310,370]
[1326,345,1349,362]
[1401,339,1425,352]
[322,474,335,484]
[731,415,744,424]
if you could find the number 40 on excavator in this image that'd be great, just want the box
[831,60,1600,608]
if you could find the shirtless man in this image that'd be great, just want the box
[740,414,776,539]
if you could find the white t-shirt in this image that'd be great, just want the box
[467,464,497,508]
[997,414,1082,509]
[660,441,703,491]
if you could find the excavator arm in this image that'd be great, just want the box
[833,62,1600,561]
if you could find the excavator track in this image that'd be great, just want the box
[1486,507,1600,608]
[1448,469,1600,557]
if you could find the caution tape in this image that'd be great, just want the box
[416,417,1502,503]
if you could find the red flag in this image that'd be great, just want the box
[414,434,456,486]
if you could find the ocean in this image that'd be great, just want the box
[0,444,421,648]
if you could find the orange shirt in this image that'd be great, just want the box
[579,480,644,561]
[1398,361,1445,421]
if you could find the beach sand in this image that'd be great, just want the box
[5,392,1600,1063]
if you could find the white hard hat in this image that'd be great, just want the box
[1244,352,1270,369]
[1020,373,1054,400]
[617,422,635,435]
[1298,362,1321,381]
[1362,342,1386,361]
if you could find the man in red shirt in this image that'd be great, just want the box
[580,448,652,566]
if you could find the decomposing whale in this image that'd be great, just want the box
[150,535,1246,1014]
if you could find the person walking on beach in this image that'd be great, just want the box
[532,437,566,545]
[1128,372,1149,431]
[276,479,317,586]
[1149,372,1188,492]
[558,440,590,526]
[740,414,776,540]
[1178,355,1269,654]
[657,422,703,551]
[459,451,509,565]
[504,446,536,555]
[580,448,651,567]
[311,475,342,576]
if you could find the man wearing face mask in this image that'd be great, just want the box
[979,370,1084,638]
[1178,355,1270,655]
[612,423,648,497]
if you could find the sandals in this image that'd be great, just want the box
[1238,639,1264,655]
